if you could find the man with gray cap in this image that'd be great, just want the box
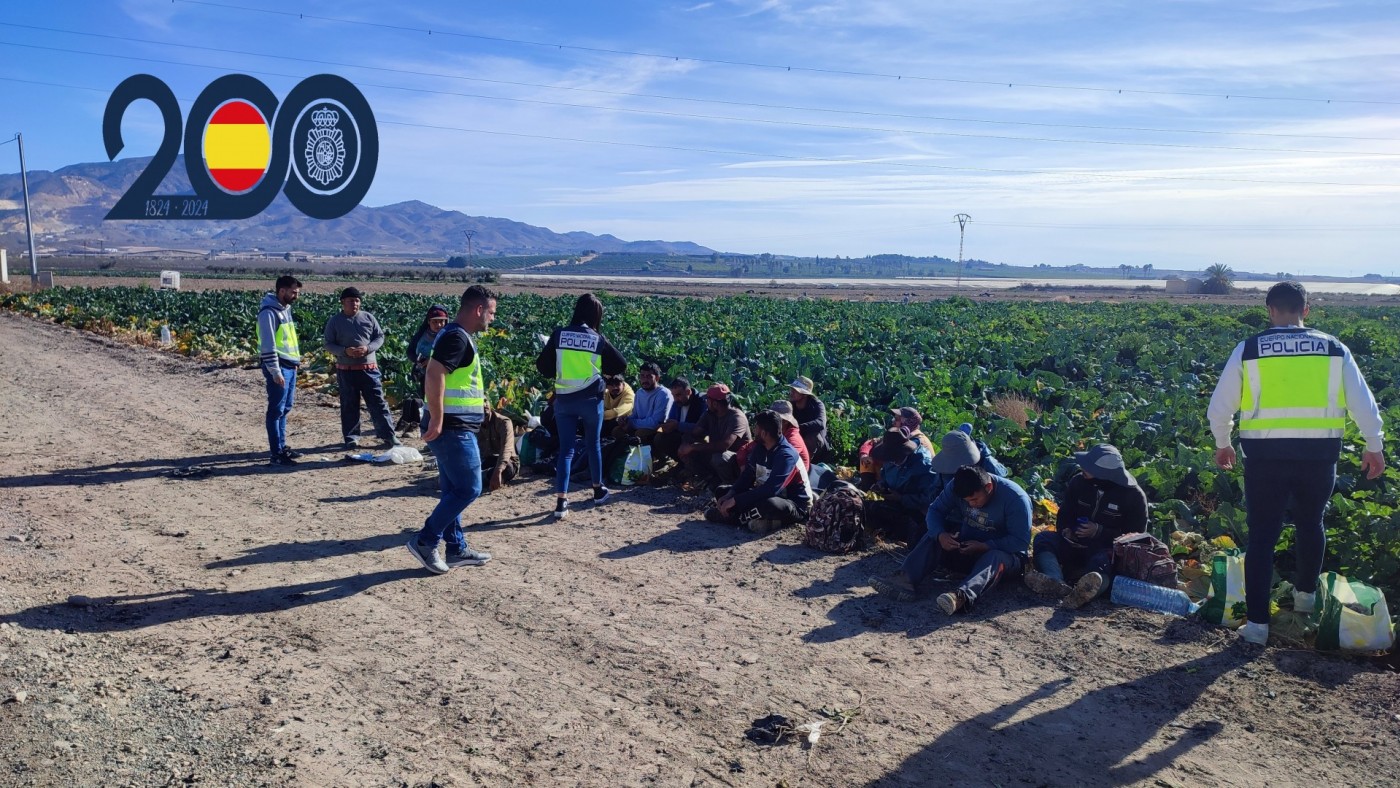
[1025,444,1148,608]
[323,287,400,449]
[927,426,1008,504]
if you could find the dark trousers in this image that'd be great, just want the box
[1032,531,1113,583]
[479,454,519,491]
[337,368,396,442]
[864,500,924,545]
[1243,457,1334,625]
[717,496,807,526]
[652,430,683,463]
[902,533,1024,605]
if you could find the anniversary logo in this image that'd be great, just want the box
[102,73,377,221]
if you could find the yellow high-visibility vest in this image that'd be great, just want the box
[259,306,301,364]
[555,329,602,395]
[439,326,485,423]
[1238,329,1346,441]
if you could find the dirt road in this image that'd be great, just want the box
[0,311,1395,787]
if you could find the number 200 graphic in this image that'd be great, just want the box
[104,74,378,221]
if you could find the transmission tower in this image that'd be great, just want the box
[954,213,971,287]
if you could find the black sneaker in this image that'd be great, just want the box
[281,448,303,460]
[269,453,298,466]
[552,499,569,521]
[343,437,360,449]
[592,487,614,506]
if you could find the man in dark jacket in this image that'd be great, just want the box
[652,376,707,469]
[1026,444,1149,608]
[863,427,939,544]
[787,376,832,462]
[706,410,812,534]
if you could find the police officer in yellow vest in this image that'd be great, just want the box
[406,285,499,575]
[1208,281,1385,645]
[535,293,627,521]
[256,275,303,466]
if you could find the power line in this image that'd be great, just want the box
[168,0,1400,107]
[4,40,1399,161]
[6,22,1399,145]
[0,67,1387,188]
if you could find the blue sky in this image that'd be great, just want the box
[1,0,1398,274]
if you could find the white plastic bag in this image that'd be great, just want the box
[621,444,652,486]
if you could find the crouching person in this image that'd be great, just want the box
[1026,444,1148,608]
[706,411,812,534]
[869,465,1031,615]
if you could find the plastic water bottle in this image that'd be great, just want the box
[160,324,172,346]
[1110,576,1199,616]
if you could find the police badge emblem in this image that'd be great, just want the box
[290,98,362,197]
[304,107,345,187]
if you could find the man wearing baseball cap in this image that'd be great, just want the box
[677,383,751,486]
[324,287,400,449]
[787,376,832,463]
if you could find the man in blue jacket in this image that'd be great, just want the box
[870,465,1031,615]
[707,410,812,534]
[864,427,939,544]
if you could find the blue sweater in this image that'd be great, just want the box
[925,473,1032,556]
[629,385,675,431]
[878,448,941,514]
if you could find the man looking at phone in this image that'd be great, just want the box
[870,465,1031,615]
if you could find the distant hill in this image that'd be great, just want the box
[0,156,714,256]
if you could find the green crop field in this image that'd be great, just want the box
[5,286,1399,602]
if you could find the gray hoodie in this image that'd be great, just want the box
[257,292,299,374]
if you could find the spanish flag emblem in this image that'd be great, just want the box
[203,100,271,193]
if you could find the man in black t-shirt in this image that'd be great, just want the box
[406,285,500,575]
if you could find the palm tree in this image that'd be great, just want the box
[1204,264,1235,294]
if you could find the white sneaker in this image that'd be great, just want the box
[1293,590,1317,614]
[1238,621,1268,645]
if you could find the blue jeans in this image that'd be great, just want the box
[417,429,483,553]
[554,395,603,494]
[262,365,297,456]
[1243,457,1334,625]
[337,368,396,442]
[902,531,1024,605]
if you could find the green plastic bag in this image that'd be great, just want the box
[1314,572,1395,652]
[1199,549,1247,629]
[519,432,539,466]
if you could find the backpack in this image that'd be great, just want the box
[803,482,866,554]
[1111,532,1178,588]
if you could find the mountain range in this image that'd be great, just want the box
[0,156,714,257]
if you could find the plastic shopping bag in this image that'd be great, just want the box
[1199,549,1248,629]
[1314,572,1395,652]
[621,444,652,487]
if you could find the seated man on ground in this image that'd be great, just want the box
[734,400,810,472]
[613,362,673,445]
[1025,444,1148,608]
[477,405,521,492]
[706,410,813,534]
[651,375,707,471]
[677,384,751,487]
[600,373,635,437]
[859,406,935,489]
[863,426,940,544]
[869,465,1032,615]
[788,376,833,463]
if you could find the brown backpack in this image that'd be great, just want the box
[803,483,866,554]
[1111,532,1178,588]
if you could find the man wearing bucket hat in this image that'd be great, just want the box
[864,426,940,544]
[324,286,400,449]
[787,376,832,463]
[1025,444,1148,608]
[927,427,1009,506]
[1208,281,1385,646]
